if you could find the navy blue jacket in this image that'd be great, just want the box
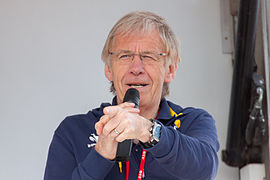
[44,98,219,180]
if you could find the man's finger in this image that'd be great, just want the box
[103,102,137,115]
[118,102,135,108]
[95,122,103,135]
[115,132,128,143]
[104,105,139,117]
[102,114,123,136]
[95,115,110,135]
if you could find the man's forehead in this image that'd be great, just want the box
[111,29,165,51]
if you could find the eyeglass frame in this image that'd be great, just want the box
[108,50,168,64]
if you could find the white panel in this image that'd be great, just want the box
[240,164,266,180]
[220,0,234,54]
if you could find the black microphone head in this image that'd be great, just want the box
[123,88,140,108]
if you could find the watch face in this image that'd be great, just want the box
[141,121,162,148]
[152,122,161,142]
[155,125,161,139]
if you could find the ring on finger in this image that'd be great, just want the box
[114,129,119,135]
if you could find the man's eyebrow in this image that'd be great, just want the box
[115,49,133,53]
[116,50,159,53]
[141,51,157,54]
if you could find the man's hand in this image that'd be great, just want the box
[94,103,139,160]
[94,102,152,160]
[95,102,138,136]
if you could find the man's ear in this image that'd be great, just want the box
[164,63,178,83]
[104,64,113,81]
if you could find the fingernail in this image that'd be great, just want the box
[104,108,109,114]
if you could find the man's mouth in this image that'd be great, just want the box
[127,84,147,88]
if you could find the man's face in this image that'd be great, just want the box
[105,29,176,109]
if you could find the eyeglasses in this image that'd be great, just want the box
[108,50,168,64]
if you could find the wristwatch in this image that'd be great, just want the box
[141,119,162,148]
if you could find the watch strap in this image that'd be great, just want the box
[140,119,161,148]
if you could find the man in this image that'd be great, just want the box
[44,11,219,180]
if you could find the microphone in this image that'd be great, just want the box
[115,88,140,162]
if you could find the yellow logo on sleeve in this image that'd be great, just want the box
[174,119,181,128]
[169,106,182,129]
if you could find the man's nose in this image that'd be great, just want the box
[129,54,144,75]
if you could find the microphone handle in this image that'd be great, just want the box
[115,139,133,162]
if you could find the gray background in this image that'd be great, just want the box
[0,0,238,179]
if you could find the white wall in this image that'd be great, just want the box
[0,0,239,179]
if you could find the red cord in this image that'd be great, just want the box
[126,161,130,180]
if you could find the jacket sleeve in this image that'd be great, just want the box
[147,109,219,180]
[44,122,115,180]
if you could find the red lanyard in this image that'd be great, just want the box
[137,149,147,180]
[125,110,158,179]
[125,149,147,180]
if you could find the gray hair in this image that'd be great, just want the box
[102,11,180,98]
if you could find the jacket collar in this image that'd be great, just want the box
[157,98,184,121]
